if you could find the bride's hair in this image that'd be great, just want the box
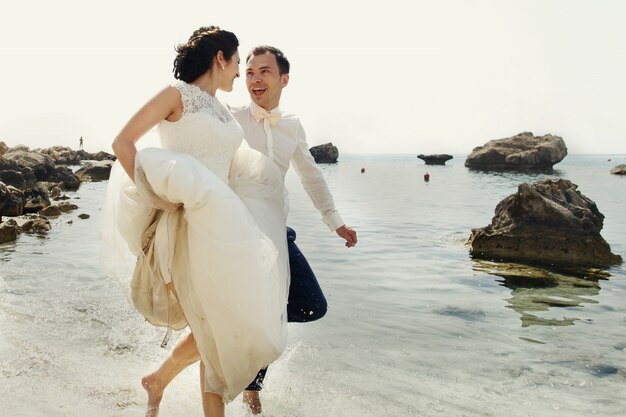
[173,26,239,83]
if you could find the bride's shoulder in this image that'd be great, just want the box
[169,80,196,97]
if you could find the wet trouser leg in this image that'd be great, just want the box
[245,227,328,391]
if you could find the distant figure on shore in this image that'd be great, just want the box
[361,167,365,173]
[424,172,430,182]
[79,136,84,150]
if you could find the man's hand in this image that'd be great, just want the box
[336,225,357,248]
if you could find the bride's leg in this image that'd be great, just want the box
[200,361,225,417]
[141,331,201,416]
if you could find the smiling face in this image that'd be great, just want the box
[245,52,289,111]
[217,50,241,92]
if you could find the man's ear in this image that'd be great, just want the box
[280,74,290,88]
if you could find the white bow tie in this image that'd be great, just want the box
[251,105,281,159]
[251,105,281,126]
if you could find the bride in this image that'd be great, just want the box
[102,26,289,417]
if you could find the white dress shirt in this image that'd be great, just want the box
[231,102,344,231]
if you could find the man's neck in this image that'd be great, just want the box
[252,101,280,112]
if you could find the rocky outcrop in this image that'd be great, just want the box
[1,148,80,190]
[465,132,567,171]
[75,160,114,182]
[417,154,453,165]
[1,142,110,244]
[309,143,339,163]
[610,164,626,175]
[467,178,622,268]
[36,146,116,164]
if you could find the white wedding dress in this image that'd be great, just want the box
[100,82,289,402]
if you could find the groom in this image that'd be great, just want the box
[232,45,357,414]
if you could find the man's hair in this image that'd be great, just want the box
[246,45,290,75]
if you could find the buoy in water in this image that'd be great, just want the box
[424,172,430,182]
[361,167,365,173]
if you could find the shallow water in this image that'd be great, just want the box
[1,154,625,416]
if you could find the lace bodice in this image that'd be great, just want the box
[158,81,243,182]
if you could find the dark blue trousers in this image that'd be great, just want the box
[245,227,327,391]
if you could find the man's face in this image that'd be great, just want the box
[246,52,289,111]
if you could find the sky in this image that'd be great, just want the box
[1,0,625,155]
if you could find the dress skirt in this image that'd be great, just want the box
[100,145,289,402]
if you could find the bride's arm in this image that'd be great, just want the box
[112,86,183,181]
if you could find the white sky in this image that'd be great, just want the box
[1,0,625,155]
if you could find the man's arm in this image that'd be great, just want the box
[291,120,357,247]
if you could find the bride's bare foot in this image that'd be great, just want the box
[243,390,262,415]
[142,373,164,417]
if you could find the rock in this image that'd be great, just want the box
[47,166,81,190]
[465,132,567,171]
[39,205,62,217]
[0,141,9,156]
[467,178,622,268]
[0,157,27,188]
[0,219,20,243]
[0,184,25,216]
[0,169,26,189]
[417,154,453,165]
[81,150,116,161]
[20,216,51,234]
[0,181,7,210]
[78,213,90,219]
[309,143,339,163]
[37,146,80,165]
[2,148,80,189]
[2,148,56,180]
[22,187,52,214]
[11,144,30,152]
[47,184,63,199]
[75,160,114,182]
[610,164,626,175]
[37,147,116,164]
[58,202,78,212]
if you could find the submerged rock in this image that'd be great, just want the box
[465,132,567,171]
[467,178,622,268]
[309,143,338,163]
[417,154,453,165]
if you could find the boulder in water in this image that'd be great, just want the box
[467,178,622,268]
[417,154,453,165]
[309,143,339,163]
[610,164,626,175]
[465,132,567,171]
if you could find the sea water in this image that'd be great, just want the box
[1,154,625,417]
